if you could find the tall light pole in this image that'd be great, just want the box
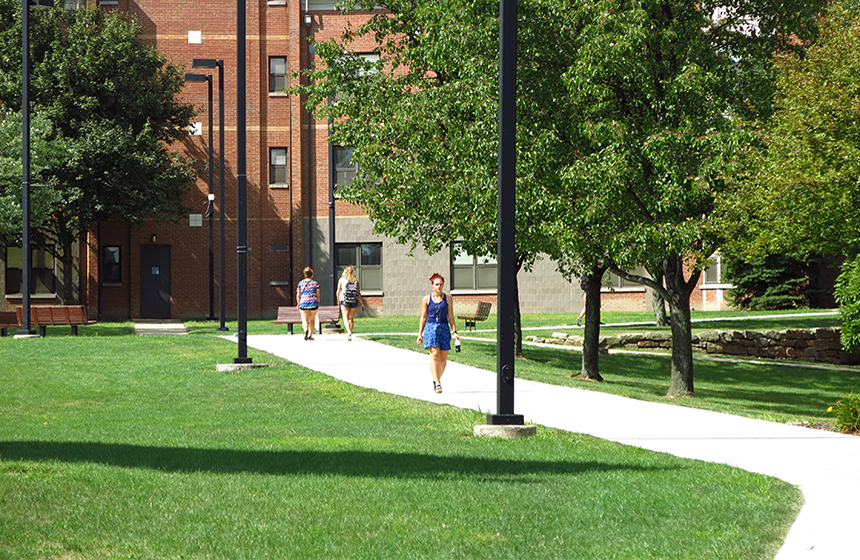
[487,0,523,426]
[184,72,215,322]
[18,0,53,337]
[235,0,251,364]
[193,59,228,332]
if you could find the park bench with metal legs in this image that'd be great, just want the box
[15,305,97,337]
[457,301,492,332]
[272,305,341,334]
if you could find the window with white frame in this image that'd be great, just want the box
[604,266,648,290]
[269,57,287,93]
[5,246,56,295]
[270,147,289,186]
[703,253,729,286]
[451,241,497,291]
[336,243,382,291]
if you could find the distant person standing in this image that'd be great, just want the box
[296,267,320,340]
[336,265,365,341]
[417,272,460,394]
[577,274,587,327]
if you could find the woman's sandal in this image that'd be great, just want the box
[435,383,442,394]
[432,381,438,392]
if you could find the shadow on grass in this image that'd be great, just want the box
[0,440,669,480]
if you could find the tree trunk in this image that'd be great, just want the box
[651,278,669,327]
[664,253,695,397]
[513,275,523,358]
[578,265,606,381]
[59,235,76,304]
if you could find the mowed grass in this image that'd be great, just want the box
[0,334,800,559]
[344,309,856,425]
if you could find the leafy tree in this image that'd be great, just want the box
[299,0,819,395]
[0,3,197,301]
[544,0,820,397]
[298,0,568,357]
[721,2,859,347]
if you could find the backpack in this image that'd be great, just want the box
[343,281,359,304]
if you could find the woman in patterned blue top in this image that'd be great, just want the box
[296,267,320,340]
[416,272,459,393]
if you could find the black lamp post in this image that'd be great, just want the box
[18,0,53,337]
[192,58,229,332]
[487,0,523,425]
[234,0,251,364]
[184,72,215,322]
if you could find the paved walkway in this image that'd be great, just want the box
[132,319,187,336]
[240,332,859,560]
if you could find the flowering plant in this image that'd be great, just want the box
[827,394,860,434]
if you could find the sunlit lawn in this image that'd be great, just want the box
[0,333,801,559]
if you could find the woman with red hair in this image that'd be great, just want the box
[417,272,460,393]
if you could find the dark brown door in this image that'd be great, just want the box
[140,245,171,319]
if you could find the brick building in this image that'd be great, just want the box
[3,0,731,320]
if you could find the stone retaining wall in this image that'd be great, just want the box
[526,327,860,365]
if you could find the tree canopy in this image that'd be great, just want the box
[719,2,860,349]
[299,0,822,395]
[0,3,197,300]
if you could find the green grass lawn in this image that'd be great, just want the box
[0,334,800,559]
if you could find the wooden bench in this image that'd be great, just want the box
[458,301,492,331]
[0,311,18,337]
[272,305,341,334]
[16,305,97,337]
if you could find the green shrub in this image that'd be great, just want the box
[827,393,860,434]
[724,252,830,310]
[835,256,860,351]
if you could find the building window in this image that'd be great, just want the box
[64,0,85,9]
[5,246,56,295]
[103,246,121,284]
[336,243,382,291]
[334,146,357,189]
[269,57,287,93]
[703,253,729,286]
[451,241,497,291]
[605,266,648,290]
[270,147,289,186]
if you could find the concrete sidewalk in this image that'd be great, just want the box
[132,320,187,336]
[241,333,860,560]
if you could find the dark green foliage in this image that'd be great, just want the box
[835,255,860,350]
[724,253,830,310]
[0,2,197,300]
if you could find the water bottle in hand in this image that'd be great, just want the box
[455,337,461,353]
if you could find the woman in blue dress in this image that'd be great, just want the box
[416,272,460,393]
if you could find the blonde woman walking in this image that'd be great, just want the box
[336,265,365,340]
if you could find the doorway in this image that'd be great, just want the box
[140,245,171,319]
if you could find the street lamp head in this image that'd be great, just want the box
[192,59,219,69]
[184,73,210,83]
[304,13,313,28]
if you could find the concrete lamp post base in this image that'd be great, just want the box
[474,424,537,439]
[217,362,270,373]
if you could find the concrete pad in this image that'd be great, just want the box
[133,320,188,336]
[216,362,270,372]
[474,424,537,439]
